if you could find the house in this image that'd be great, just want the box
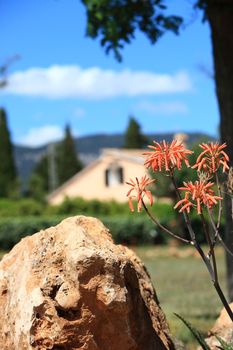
[47,148,149,205]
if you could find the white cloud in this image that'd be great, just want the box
[17,125,63,147]
[4,65,192,99]
[136,100,189,115]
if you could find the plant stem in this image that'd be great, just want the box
[215,173,222,230]
[209,173,223,252]
[142,200,193,245]
[214,282,233,321]
[153,172,233,321]
[207,207,233,258]
[201,211,218,282]
[191,237,233,321]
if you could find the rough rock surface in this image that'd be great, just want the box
[0,216,174,350]
[203,303,233,349]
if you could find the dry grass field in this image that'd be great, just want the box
[135,245,227,348]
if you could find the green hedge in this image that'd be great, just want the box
[0,216,63,250]
[0,214,225,251]
[0,197,175,220]
[0,199,44,217]
[102,215,169,245]
[0,198,224,250]
[46,197,132,216]
[0,197,131,217]
[0,214,171,250]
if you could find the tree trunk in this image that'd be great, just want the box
[206,1,233,301]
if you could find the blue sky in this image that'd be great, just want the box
[0,0,219,147]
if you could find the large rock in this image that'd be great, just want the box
[203,303,233,348]
[0,216,174,350]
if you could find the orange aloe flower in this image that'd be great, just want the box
[174,180,223,214]
[144,140,193,172]
[193,142,229,173]
[126,175,155,212]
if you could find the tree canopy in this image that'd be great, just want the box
[57,124,83,186]
[81,0,233,300]
[29,124,83,199]
[0,109,17,197]
[82,0,182,61]
[124,117,148,149]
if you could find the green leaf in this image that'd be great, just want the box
[216,336,233,350]
[174,313,211,350]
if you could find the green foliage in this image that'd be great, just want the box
[57,124,83,185]
[0,108,18,197]
[82,0,183,61]
[150,201,175,220]
[215,336,233,350]
[0,199,44,217]
[175,314,233,350]
[174,313,211,350]
[124,116,148,149]
[0,196,216,246]
[29,124,83,198]
[103,215,168,245]
[0,214,169,250]
[136,246,226,348]
[0,216,63,250]
[195,0,208,13]
[0,198,174,249]
[47,196,174,221]
[46,197,130,216]
[28,173,48,201]
[29,155,49,196]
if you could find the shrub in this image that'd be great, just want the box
[0,214,171,250]
[102,216,169,245]
[0,197,223,249]
[0,216,63,250]
[0,199,44,217]
[46,197,130,216]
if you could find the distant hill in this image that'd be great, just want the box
[14,132,216,187]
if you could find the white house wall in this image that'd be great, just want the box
[48,155,148,205]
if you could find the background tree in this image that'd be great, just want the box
[57,124,83,186]
[0,108,17,197]
[197,0,233,301]
[29,124,83,196]
[81,0,182,61]
[124,117,148,149]
[28,154,49,200]
[28,173,47,202]
[81,0,233,300]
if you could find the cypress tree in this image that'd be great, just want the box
[29,145,59,198]
[28,153,49,199]
[124,117,148,149]
[28,173,47,201]
[29,125,82,195]
[57,124,83,185]
[0,108,17,197]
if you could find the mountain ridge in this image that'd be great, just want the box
[14,131,216,185]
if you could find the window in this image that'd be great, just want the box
[105,164,124,187]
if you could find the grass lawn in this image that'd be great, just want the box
[135,245,227,349]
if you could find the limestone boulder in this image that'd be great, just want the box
[0,216,174,350]
[203,303,233,349]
